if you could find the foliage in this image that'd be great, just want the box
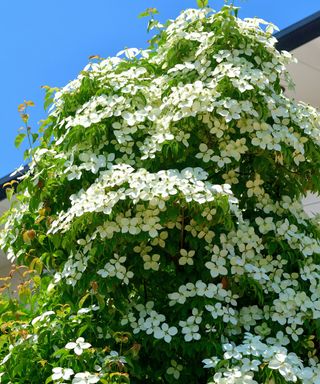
[1,4,320,383]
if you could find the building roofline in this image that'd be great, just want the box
[276,10,320,51]
[0,166,28,201]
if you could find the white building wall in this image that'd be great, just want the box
[286,37,320,216]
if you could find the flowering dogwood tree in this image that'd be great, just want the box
[1,5,320,384]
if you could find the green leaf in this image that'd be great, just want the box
[32,133,39,143]
[197,0,208,8]
[30,258,43,274]
[51,348,69,358]
[78,323,89,336]
[138,11,150,18]
[267,240,278,255]
[43,88,56,111]
[38,234,47,245]
[79,293,90,308]
[51,236,61,248]
[95,293,105,309]
[5,188,14,201]
[45,376,53,384]
[14,133,26,148]
[109,372,130,383]
[138,7,159,19]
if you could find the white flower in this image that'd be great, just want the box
[255,217,275,234]
[218,99,242,122]
[52,367,74,381]
[179,321,201,341]
[196,143,213,162]
[77,235,92,254]
[72,372,100,384]
[97,253,133,284]
[268,352,290,373]
[167,360,183,379]
[202,356,220,368]
[188,308,203,324]
[223,343,242,360]
[105,351,127,365]
[285,324,303,342]
[151,231,168,248]
[246,174,264,197]
[141,217,162,237]
[0,352,12,366]
[267,331,290,346]
[116,47,140,59]
[143,254,160,270]
[65,337,91,355]
[205,248,228,278]
[222,169,239,185]
[154,323,178,343]
[178,249,195,265]
[31,310,55,326]
[122,269,134,285]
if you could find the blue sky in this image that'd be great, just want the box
[1,0,319,177]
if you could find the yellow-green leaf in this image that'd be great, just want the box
[14,133,26,148]
[5,188,14,201]
[79,293,90,308]
[138,7,159,18]
[197,0,208,8]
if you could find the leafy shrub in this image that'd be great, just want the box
[1,5,320,384]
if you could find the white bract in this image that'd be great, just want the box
[65,338,91,356]
[167,360,183,379]
[52,367,74,381]
[71,372,99,384]
[178,249,195,265]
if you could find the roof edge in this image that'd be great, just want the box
[276,10,320,51]
[0,166,28,201]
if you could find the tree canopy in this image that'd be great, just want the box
[1,5,320,384]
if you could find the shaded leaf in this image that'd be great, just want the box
[79,293,90,308]
[32,133,39,143]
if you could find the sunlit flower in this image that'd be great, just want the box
[65,337,91,356]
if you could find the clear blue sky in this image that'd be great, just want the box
[1,0,319,177]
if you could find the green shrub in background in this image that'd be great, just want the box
[1,4,320,383]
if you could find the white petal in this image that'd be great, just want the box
[65,342,76,350]
[74,346,83,356]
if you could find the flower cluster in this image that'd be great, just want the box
[121,301,178,343]
[203,333,320,384]
[97,253,133,285]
